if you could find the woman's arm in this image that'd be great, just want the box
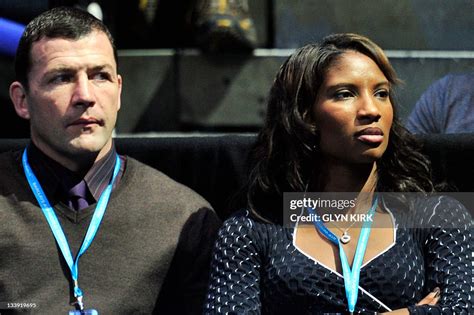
[408,229,471,313]
[204,212,263,314]
[400,196,472,314]
[382,288,441,314]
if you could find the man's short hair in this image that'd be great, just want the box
[15,6,118,89]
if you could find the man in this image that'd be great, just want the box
[406,72,474,134]
[1,7,220,314]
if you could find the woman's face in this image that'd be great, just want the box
[312,50,393,165]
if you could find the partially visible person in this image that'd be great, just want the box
[193,0,257,52]
[205,34,472,314]
[1,7,220,314]
[116,0,257,52]
[0,0,257,53]
[406,72,474,134]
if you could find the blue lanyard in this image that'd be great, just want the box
[22,149,120,310]
[308,195,378,314]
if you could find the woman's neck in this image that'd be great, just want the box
[319,160,377,193]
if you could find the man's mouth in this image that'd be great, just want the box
[69,117,104,128]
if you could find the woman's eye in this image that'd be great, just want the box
[333,90,353,100]
[375,89,389,99]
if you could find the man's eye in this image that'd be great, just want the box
[50,74,72,84]
[92,72,111,81]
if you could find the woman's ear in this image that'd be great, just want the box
[9,81,31,120]
[302,110,319,134]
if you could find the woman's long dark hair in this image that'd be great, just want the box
[247,33,434,223]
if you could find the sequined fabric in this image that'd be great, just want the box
[205,196,472,314]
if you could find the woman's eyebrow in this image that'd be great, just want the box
[373,81,390,89]
[325,83,358,92]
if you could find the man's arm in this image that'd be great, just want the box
[153,207,222,314]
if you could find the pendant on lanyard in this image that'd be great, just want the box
[307,194,378,314]
[22,149,121,314]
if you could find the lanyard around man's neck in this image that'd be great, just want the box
[22,148,121,312]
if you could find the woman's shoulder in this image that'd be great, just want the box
[382,193,472,229]
[222,209,280,227]
[413,194,472,227]
[390,194,473,230]
[220,209,290,238]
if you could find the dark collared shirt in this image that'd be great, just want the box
[27,141,126,210]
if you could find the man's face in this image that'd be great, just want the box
[19,31,121,166]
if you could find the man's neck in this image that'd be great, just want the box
[26,139,120,203]
[30,138,113,174]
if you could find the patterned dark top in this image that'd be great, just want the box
[205,196,472,314]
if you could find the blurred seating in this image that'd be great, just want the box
[1,134,472,220]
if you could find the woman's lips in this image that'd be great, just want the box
[355,127,384,144]
[357,134,384,143]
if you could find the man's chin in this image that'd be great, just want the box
[68,135,111,155]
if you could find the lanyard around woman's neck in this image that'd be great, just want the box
[22,148,121,311]
[307,194,378,314]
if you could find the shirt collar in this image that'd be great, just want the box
[27,141,118,203]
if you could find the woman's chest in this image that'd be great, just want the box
[258,228,426,313]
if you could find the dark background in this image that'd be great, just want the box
[1,0,474,137]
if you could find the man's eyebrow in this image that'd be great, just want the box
[43,66,76,77]
[43,64,115,76]
[89,64,115,72]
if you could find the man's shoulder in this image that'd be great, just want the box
[442,72,474,84]
[0,150,26,196]
[427,72,474,93]
[121,156,212,211]
[0,149,22,176]
[0,149,20,163]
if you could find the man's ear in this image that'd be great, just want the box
[117,74,122,111]
[9,81,31,120]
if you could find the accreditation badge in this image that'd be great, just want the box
[69,309,98,315]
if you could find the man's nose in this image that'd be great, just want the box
[71,75,95,107]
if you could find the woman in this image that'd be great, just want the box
[205,33,472,314]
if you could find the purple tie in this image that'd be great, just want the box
[67,180,89,211]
